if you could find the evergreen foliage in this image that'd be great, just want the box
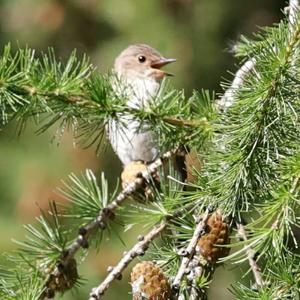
[0,2,299,299]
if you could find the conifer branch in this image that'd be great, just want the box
[217,0,299,111]
[215,0,300,218]
[186,256,208,300]
[0,46,213,154]
[288,0,300,70]
[87,193,203,299]
[39,149,177,299]
[217,58,256,111]
[172,210,210,294]
[67,150,175,258]
[288,0,300,29]
[89,222,167,299]
[236,223,264,288]
[1,3,299,300]
[290,172,300,194]
[86,197,205,298]
[162,116,209,128]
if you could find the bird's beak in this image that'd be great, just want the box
[151,57,176,77]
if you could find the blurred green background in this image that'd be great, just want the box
[0,0,286,299]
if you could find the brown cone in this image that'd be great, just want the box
[130,261,171,300]
[197,212,230,263]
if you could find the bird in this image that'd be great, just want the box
[107,44,177,187]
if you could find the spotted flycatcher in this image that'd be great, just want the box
[107,44,176,171]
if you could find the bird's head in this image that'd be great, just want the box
[114,44,176,82]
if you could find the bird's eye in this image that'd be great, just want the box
[138,55,146,63]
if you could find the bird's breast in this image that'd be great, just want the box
[125,77,160,109]
[108,77,161,165]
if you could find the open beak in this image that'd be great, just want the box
[151,57,176,77]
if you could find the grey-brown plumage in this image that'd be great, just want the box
[108,44,176,166]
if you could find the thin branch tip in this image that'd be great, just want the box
[237,223,264,288]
